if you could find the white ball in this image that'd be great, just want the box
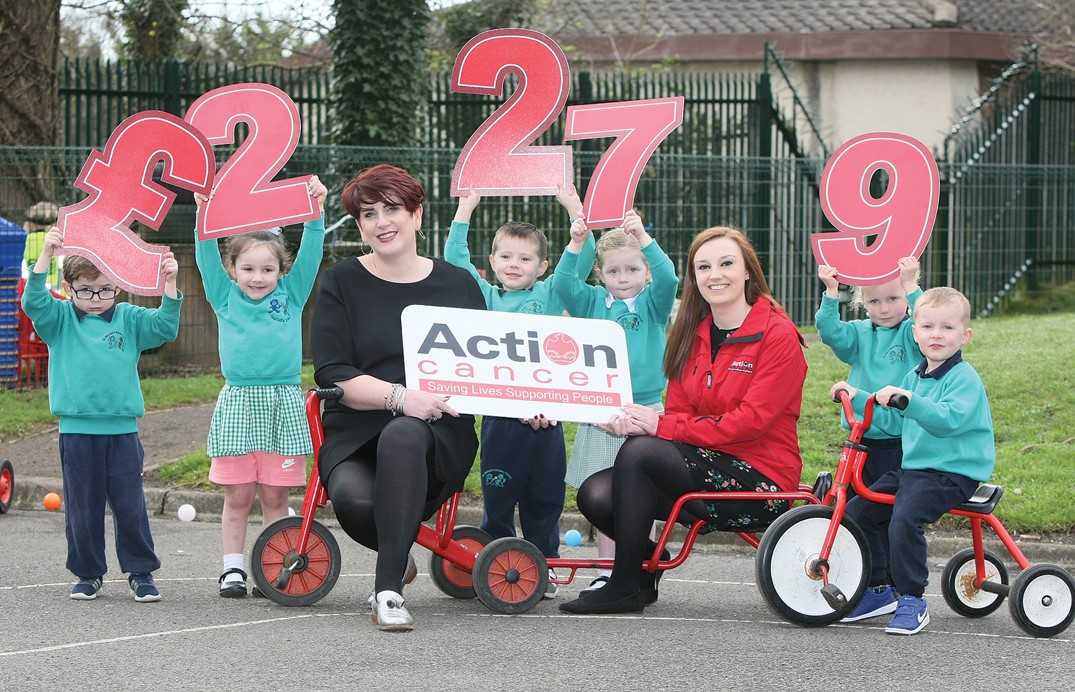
[177,503,196,522]
[287,507,296,517]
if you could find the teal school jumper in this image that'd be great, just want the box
[552,240,678,406]
[21,270,182,434]
[443,220,595,315]
[854,352,996,481]
[194,218,326,385]
[815,288,923,439]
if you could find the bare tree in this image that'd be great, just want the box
[1034,0,1075,73]
[0,2,62,205]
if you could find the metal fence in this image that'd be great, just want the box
[2,143,1071,333]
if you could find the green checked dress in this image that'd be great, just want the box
[195,218,326,459]
[565,402,663,488]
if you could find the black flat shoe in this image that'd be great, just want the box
[559,591,644,614]
[218,567,248,598]
[640,549,671,606]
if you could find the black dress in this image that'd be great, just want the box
[311,257,487,511]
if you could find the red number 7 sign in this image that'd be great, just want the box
[56,111,215,295]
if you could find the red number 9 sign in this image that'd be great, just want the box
[812,132,940,286]
[56,111,215,295]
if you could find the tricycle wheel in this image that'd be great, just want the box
[251,516,341,607]
[429,525,492,599]
[473,537,547,615]
[755,504,869,627]
[941,547,1008,618]
[0,460,13,514]
[1008,563,1075,637]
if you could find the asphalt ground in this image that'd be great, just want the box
[1,510,1073,691]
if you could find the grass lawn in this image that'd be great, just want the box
[28,306,1075,533]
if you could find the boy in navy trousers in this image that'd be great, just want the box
[833,287,995,635]
[23,228,182,601]
[445,189,593,598]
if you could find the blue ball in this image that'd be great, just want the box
[563,529,582,546]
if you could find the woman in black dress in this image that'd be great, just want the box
[312,164,485,631]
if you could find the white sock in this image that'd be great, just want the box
[222,553,245,584]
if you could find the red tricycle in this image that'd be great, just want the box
[752,390,1075,638]
[250,387,826,614]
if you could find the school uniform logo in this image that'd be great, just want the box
[615,313,641,332]
[482,469,511,488]
[517,300,545,314]
[268,295,291,323]
[885,345,907,364]
[728,359,753,374]
[102,331,125,351]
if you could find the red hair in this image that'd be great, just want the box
[341,164,425,217]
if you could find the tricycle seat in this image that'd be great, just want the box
[957,484,1003,515]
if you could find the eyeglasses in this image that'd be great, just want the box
[72,287,117,301]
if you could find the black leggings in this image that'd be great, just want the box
[577,436,708,595]
[325,417,445,594]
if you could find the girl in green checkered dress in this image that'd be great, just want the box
[193,179,327,597]
[553,212,679,589]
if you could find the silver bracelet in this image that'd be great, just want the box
[384,384,405,415]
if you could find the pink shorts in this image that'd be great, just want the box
[209,451,307,487]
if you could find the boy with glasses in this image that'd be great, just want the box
[22,228,183,602]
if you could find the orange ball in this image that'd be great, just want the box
[43,492,62,511]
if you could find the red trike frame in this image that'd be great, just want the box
[291,388,822,591]
[821,391,1030,594]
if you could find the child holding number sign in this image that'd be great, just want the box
[446,186,594,597]
[815,257,922,496]
[193,178,327,598]
[553,212,679,591]
[22,228,182,602]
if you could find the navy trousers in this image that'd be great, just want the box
[846,437,904,501]
[59,433,160,578]
[479,417,566,558]
[846,469,978,597]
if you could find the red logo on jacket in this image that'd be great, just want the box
[728,359,753,374]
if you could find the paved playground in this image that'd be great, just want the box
[2,510,1072,690]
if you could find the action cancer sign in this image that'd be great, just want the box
[401,306,633,424]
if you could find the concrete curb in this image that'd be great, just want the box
[12,476,1075,568]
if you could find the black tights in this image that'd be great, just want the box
[325,417,444,594]
[577,436,707,597]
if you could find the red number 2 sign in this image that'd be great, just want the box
[185,83,319,240]
[56,111,215,295]
[450,28,572,196]
[564,97,684,229]
[812,132,940,286]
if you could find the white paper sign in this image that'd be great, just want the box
[402,305,633,424]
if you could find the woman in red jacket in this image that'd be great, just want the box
[560,226,807,615]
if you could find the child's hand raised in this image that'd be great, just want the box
[454,190,482,222]
[160,251,179,280]
[308,175,328,212]
[897,256,920,292]
[42,227,64,253]
[817,265,840,296]
[193,192,210,208]
[555,183,584,219]
[569,217,589,245]
[622,210,651,246]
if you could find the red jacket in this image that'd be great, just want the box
[655,297,807,491]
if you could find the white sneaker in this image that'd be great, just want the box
[372,590,414,632]
[544,569,559,599]
[367,553,418,609]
